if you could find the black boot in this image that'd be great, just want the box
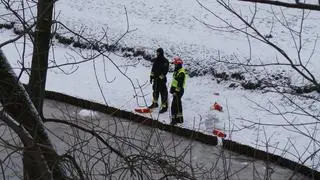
[170,121,178,126]
[148,103,158,109]
[159,107,167,113]
[177,117,183,123]
[170,117,183,125]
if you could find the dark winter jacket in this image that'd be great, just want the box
[150,53,169,82]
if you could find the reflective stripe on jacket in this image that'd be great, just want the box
[171,68,186,90]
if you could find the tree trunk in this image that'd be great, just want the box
[28,0,54,117]
[0,50,65,179]
[0,111,52,180]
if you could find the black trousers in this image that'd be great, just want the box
[152,79,168,107]
[171,90,184,123]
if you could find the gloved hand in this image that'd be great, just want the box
[150,77,153,84]
[159,74,164,80]
[170,87,174,94]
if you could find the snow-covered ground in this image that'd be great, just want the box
[1,0,320,171]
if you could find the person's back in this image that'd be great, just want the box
[149,48,169,113]
[150,49,169,81]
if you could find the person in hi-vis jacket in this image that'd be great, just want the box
[170,57,186,125]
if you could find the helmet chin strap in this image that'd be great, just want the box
[174,64,182,70]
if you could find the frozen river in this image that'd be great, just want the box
[44,99,311,179]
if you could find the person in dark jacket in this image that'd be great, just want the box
[148,48,169,113]
[170,57,186,125]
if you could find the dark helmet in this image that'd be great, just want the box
[156,48,164,56]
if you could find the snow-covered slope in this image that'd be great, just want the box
[1,0,320,171]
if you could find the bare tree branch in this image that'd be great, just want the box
[239,0,320,11]
[0,110,52,180]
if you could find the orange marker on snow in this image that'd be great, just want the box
[213,129,226,138]
[211,102,223,112]
[134,108,151,113]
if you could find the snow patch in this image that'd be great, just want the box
[78,109,98,117]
